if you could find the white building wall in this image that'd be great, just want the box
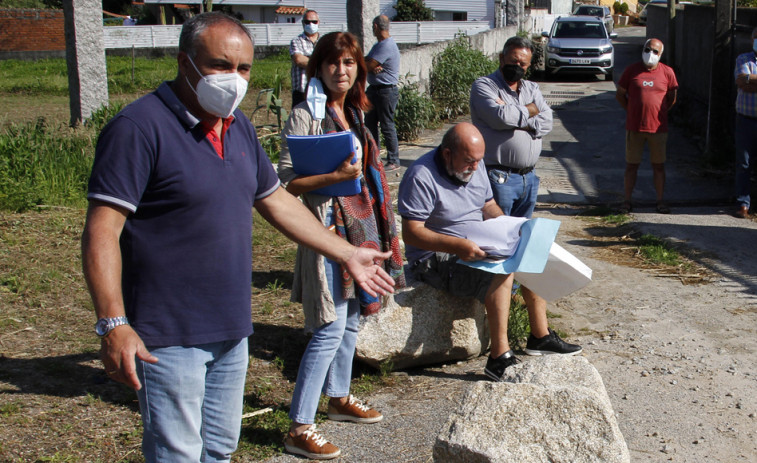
[303,0,347,26]
[426,0,493,25]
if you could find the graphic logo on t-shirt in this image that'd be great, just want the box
[642,80,654,87]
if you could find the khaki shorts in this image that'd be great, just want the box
[625,130,668,164]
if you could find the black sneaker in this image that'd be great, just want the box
[525,328,582,356]
[484,350,519,381]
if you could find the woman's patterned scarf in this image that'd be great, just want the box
[321,105,405,315]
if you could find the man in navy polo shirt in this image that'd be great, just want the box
[81,12,396,462]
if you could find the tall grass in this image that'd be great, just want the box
[0,104,122,212]
[0,50,292,96]
[0,119,95,212]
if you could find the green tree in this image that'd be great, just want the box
[393,0,434,21]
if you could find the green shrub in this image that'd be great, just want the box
[619,2,630,15]
[507,287,530,349]
[613,1,623,14]
[395,79,436,141]
[430,35,498,120]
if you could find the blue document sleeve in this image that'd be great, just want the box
[287,132,362,196]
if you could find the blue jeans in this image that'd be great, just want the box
[735,115,757,209]
[136,338,249,463]
[488,168,540,218]
[289,237,359,424]
[366,85,400,165]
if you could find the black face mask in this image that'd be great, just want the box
[501,64,526,83]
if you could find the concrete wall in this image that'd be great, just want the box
[398,25,517,93]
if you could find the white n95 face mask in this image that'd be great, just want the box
[642,50,660,67]
[186,56,248,118]
[306,77,327,120]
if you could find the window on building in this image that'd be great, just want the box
[435,10,468,21]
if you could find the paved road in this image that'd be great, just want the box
[390,26,731,209]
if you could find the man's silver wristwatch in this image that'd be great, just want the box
[95,316,129,337]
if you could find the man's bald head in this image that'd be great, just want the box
[645,38,664,55]
[441,122,485,154]
[440,123,485,184]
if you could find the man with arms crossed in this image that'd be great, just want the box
[81,12,395,462]
[470,36,576,359]
[398,123,580,381]
[290,9,320,108]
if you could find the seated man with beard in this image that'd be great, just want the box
[398,123,580,381]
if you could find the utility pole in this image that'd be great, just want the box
[62,0,108,127]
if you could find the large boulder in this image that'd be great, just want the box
[355,278,489,369]
[434,356,630,463]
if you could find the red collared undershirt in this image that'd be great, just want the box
[200,116,234,159]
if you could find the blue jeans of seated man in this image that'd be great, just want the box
[366,85,400,165]
[488,168,540,218]
[734,115,757,209]
[136,338,248,463]
[289,237,360,424]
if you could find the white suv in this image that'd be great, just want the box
[541,16,617,81]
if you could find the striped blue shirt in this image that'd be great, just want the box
[735,51,757,117]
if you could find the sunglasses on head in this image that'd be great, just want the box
[303,19,319,25]
[644,47,660,55]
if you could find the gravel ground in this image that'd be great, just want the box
[260,205,757,463]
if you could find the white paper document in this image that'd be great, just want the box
[459,217,593,301]
[463,216,528,259]
[461,217,561,275]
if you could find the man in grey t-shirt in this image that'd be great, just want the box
[398,123,580,382]
[365,15,401,171]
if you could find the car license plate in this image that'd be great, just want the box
[570,58,591,64]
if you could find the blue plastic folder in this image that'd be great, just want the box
[287,132,361,197]
[460,218,561,274]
